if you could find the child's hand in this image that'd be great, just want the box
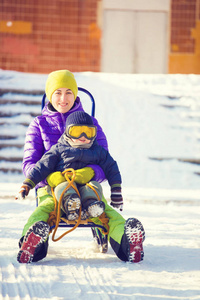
[15,184,31,200]
[110,185,123,211]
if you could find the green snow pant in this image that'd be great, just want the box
[21,185,126,261]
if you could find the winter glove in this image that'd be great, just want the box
[67,167,95,184]
[15,179,35,200]
[110,184,123,211]
[47,171,66,187]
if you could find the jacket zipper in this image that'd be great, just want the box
[61,113,66,133]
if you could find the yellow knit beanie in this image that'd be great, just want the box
[45,70,78,102]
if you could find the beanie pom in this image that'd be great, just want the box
[45,70,78,102]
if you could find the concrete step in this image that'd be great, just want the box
[0,90,41,173]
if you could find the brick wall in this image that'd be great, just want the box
[169,0,200,73]
[0,0,102,73]
[170,0,196,53]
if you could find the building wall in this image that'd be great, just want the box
[1,0,200,74]
[101,0,170,74]
[0,0,102,73]
[169,0,200,74]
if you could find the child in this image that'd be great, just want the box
[18,111,123,222]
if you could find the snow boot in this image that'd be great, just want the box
[62,193,81,220]
[124,218,145,263]
[86,199,105,218]
[17,221,50,264]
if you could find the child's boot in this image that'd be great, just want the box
[54,182,81,220]
[17,221,50,263]
[62,192,81,220]
[85,199,105,218]
[79,181,104,218]
[122,218,145,263]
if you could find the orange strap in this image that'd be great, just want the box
[47,168,109,241]
[48,169,82,241]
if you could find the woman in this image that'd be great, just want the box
[17,70,145,264]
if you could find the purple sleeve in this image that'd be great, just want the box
[87,164,106,183]
[22,118,48,188]
[22,118,44,177]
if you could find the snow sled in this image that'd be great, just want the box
[38,88,108,253]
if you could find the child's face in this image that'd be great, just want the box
[71,136,91,145]
[51,88,75,113]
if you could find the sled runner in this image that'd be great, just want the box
[38,88,108,253]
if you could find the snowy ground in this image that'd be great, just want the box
[0,70,200,300]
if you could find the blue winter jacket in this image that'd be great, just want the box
[26,134,121,187]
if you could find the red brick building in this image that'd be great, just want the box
[0,0,101,73]
[0,0,200,74]
[169,0,200,73]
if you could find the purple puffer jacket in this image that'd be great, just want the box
[22,97,108,188]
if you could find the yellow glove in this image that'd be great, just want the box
[70,167,94,184]
[46,171,66,187]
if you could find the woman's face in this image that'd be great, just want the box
[51,88,75,113]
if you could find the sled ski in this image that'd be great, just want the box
[91,227,108,253]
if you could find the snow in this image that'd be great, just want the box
[0,69,200,300]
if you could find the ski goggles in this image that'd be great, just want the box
[66,124,97,140]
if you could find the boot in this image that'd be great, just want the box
[17,221,50,264]
[123,218,145,263]
[62,193,81,220]
[84,199,105,218]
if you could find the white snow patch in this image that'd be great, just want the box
[0,70,200,300]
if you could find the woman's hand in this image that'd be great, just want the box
[15,183,31,200]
